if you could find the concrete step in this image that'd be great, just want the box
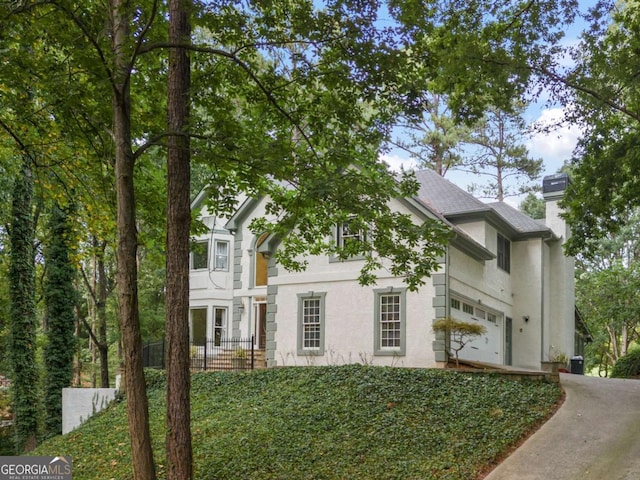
[190,348,266,371]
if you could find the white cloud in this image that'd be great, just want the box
[379,152,418,172]
[527,107,583,174]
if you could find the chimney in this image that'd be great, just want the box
[542,173,570,240]
[541,174,575,363]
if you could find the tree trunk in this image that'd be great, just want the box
[111,0,156,478]
[97,240,110,388]
[496,163,504,202]
[608,325,619,361]
[8,160,39,453]
[166,0,193,478]
[90,245,98,387]
[84,237,111,387]
[43,203,77,437]
[73,304,82,386]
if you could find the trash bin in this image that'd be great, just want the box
[570,355,584,375]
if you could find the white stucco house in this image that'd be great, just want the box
[189,170,585,371]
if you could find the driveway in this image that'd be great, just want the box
[485,373,640,480]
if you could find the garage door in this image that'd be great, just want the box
[451,299,502,365]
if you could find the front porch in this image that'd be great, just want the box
[142,336,267,372]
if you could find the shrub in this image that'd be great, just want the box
[144,368,167,390]
[611,349,640,378]
[433,317,486,367]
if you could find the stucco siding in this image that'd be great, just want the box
[511,238,544,369]
[272,277,437,368]
[189,204,235,299]
[546,239,576,360]
[452,219,488,247]
[448,236,513,312]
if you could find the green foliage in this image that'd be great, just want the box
[0,427,14,457]
[0,254,11,376]
[8,163,40,452]
[433,317,487,366]
[249,169,452,292]
[519,193,545,220]
[611,349,640,379]
[575,211,640,375]
[43,203,77,438]
[0,389,15,455]
[433,317,487,337]
[143,368,167,391]
[561,1,640,256]
[393,93,470,175]
[33,365,561,479]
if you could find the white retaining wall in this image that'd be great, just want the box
[62,388,118,434]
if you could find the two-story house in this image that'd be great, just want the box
[189,171,579,371]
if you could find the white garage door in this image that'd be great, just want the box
[451,299,503,365]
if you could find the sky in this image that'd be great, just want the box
[380,1,598,209]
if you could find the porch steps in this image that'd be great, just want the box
[189,348,267,372]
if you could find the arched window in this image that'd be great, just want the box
[254,233,269,286]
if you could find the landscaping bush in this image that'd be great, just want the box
[611,349,640,378]
[144,368,167,390]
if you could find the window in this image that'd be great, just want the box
[302,299,321,350]
[190,240,209,270]
[452,294,502,326]
[336,218,366,248]
[190,308,207,345]
[380,295,401,348]
[297,292,326,355]
[374,288,406,356]
[497,233,511,273]
[213,307,227,346]
[254,233,269,287]
[214,240,229,271]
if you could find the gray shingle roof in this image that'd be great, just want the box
[414,169,490,216]
[414,169,553,238]
[486,202,549,236]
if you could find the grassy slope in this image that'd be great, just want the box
[34,365,561,479]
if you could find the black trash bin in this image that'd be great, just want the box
[570,355,584,375]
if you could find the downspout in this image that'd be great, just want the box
[445,246,451,318]
[444,246,451,363]
[540,239,545,364]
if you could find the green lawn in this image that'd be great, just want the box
[34,365,561,479]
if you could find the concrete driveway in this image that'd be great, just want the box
[485,373,640,480]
